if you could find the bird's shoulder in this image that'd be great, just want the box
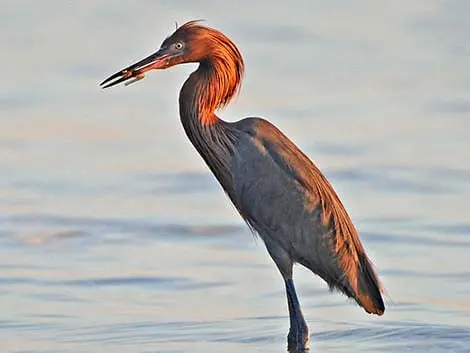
[231,116,322,193]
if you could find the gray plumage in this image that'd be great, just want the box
[101,20,385,352]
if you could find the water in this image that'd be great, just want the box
[1,1,470,352]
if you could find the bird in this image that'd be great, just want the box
[100,20,385,352]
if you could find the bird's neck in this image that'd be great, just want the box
[179,58,241,128]
[177,63,240,200]
[178,62,236,155]
[179,70,217,129]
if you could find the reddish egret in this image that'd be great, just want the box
[101,21,385,351]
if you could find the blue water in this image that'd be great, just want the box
[1,1,470,352]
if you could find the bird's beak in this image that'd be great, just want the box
[100,49,169,88]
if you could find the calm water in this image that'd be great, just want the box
[2,1,470,352]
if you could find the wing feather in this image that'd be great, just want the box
[232,117,384,315]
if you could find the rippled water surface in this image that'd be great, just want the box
[2,1,470,352]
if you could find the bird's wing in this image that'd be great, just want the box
[232,117,384,315]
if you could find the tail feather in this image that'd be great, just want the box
[354,252,385,315]
[301,250,385,316]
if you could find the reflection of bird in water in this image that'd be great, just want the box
[101,21,385,351]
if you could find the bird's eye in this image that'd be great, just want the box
[174,42,184,50]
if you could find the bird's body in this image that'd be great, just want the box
[101,21,385,352]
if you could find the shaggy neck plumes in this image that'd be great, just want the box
[176,28,244,204]
[179,27,244,126]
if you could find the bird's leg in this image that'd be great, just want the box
[286,289,298,350]
[285,279,310,352]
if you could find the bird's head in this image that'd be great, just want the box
[100,20,243,89]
